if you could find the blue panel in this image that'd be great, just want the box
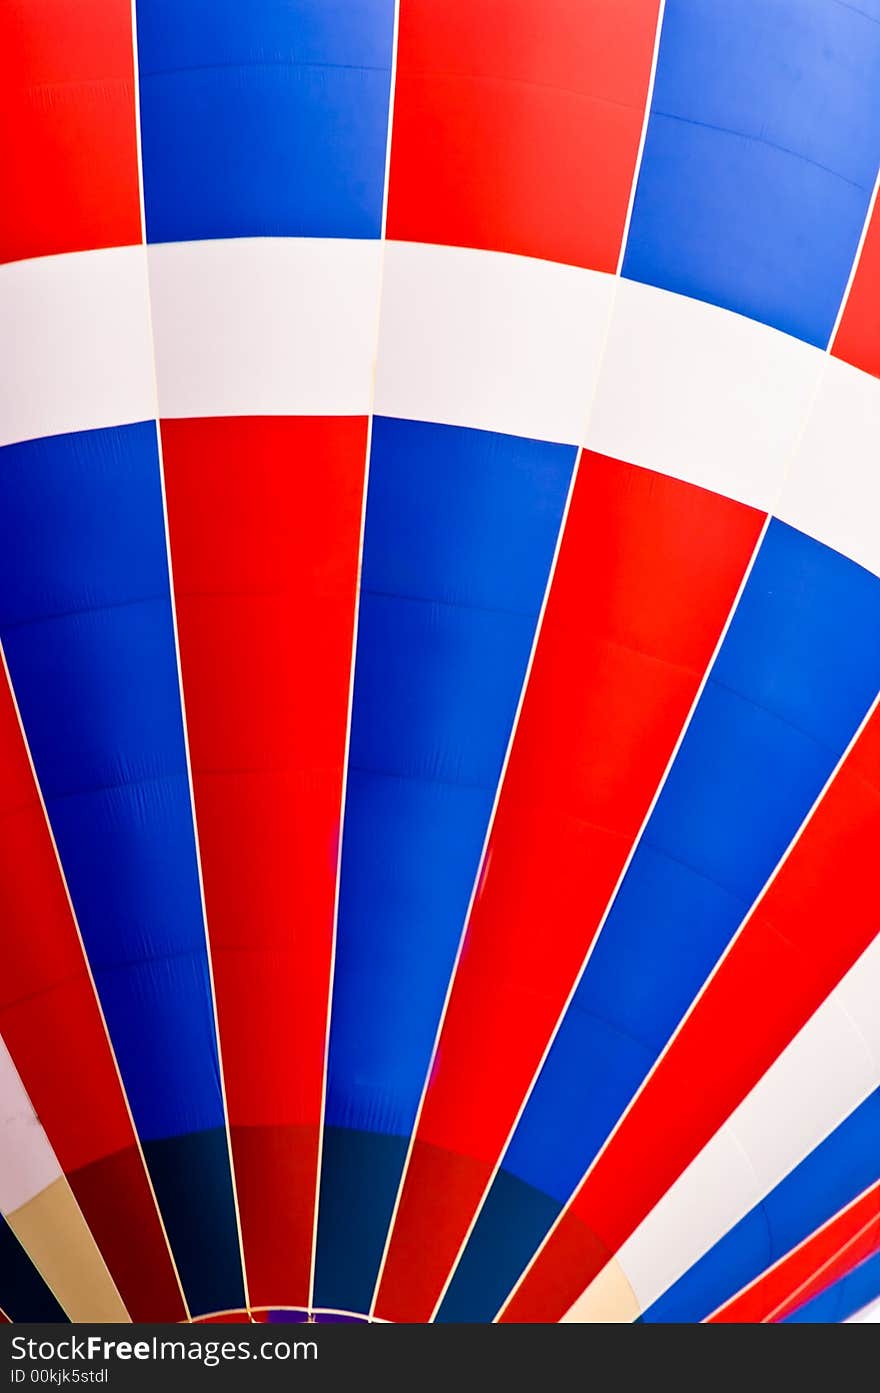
[315,416,575,1309]
[137,0,395,242]
[647,1088,880,1322]
[441,520,880,1321]
[785,1249,880,1323]
[623,0,880,345]
[0,1221,67,1323]
[0,424,244,1314]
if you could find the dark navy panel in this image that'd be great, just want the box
[440,520,880,1320]
[0,1221,67,1323]
[137,0,395,242]
[436,1172,561,1324]
[0,424,244,1314]
[647,1088,880,1322]
[143,1131,244,1317]
[316,416,575,1310]
[313,1129,408,1315]
[623,0,880,346]
[785,1249,880,1323]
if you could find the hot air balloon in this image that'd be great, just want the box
[2,0,880,1328]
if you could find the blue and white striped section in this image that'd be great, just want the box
[622,0,880,346]
[313,416,576,1313]
[645,1088,880,1322]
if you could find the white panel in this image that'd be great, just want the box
[585,278,824,511]
[616,1128,761,1310]
[610,933,880,1312]
[0,1037,61,1214]
[728,1000,875,1196]
[148,237,382,419]
[0,247,155,448]
[375,241,614,444]
[779,358,880,580]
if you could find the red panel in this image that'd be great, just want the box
[69,1148,185,1321]
[374,454,765,1322]
[711,1183,880,1323]
[230,1124,319,1309]
[833,201,880,379]
[386,0,661,271]
[0,667,184,1320]
[162,415,367,1310]
[498,706,880,1322]
[0,0,141,264]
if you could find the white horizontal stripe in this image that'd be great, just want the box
[0,1036,62,1214]
[148,237,382,419]
[605,932,880,1313]
[0,247,155,448]
[5,241,880,588]
[585,277,825,513]
[779,356,880,579]
[374,241,613,444]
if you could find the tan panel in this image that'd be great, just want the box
[7,1177,129,1322]
[560,1257,641,1324]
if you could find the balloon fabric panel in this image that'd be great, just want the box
[0,0,141,264]
[136,0,395,242]
[623,0,880,347]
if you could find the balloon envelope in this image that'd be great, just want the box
[1,0,880,1326]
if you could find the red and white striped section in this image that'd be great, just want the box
[543,928,880,1322]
